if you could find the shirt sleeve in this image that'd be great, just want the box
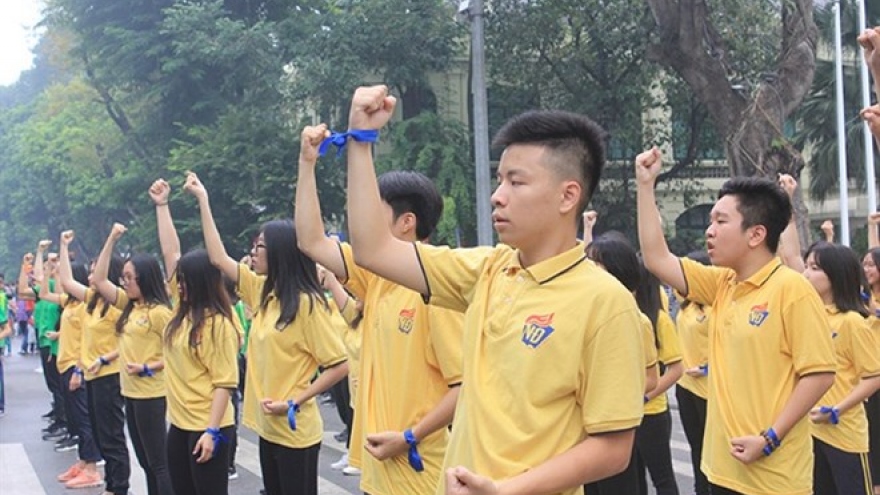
[656,311,682,365]
[148,306,173,340]
[579,302,645,434]
[236,263,265,310]
[303,301,347,368]
[781,289,836,376]
[204,316,240,390]
[847,315,880,379]
[338,242,373,301]
[640,314,658,369]
[425,306,464,386]
[414,244,495,313]
[113,287,130,310]
[680,257,731,307]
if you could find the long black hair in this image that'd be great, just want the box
[259,220,327,330]
[165,249,235,353]
[585,234,640,292]
[635,259,662,345]
[87,255,124,317]
[805,242,869,318]
[115,254,172,334]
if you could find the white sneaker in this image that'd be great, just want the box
[331,453,349,470]
[342,465,361,476]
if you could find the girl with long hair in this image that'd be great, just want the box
[94,224,174,495]
[150,178,240,494]
[185,172,348,495]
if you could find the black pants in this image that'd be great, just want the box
[39,346,66,427]
[60,367,101,462]
[126,397,174,495]
[709,485,744,495]
[88,374,130,495]
[866,391,880,487]
[17,321,28,352]
[636,410,679,495]
[168,424,235,495]
[813,437,874,495]
[329,376,353,447]
[229,353,247,469]
[676,385,709,495]
[584,442,639,495]
[258,437,320,495]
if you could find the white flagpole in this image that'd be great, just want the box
[834,1,851,246]
[858,0,877,215]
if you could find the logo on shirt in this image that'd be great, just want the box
[748,303,769,327]
[696,314,707,323]
[398,308,415,334]
[521,313,555,349]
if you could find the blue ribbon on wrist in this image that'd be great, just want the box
[138,363,154,378]
[403,429,424,472]
[287,400,299,431]
[206,427,227,453]
[318,129,380,157]
[699,364,708,376]
[819,406,840,425]
[74,367,84,376]
[99,356,110,366]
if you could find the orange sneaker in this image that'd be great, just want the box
[57,463,83,482]
[64,470,103,489]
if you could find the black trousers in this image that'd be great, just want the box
[87,374,130,495]
[866,391,880,487]
[676,385,710,495]
[329,376,353,448]
[636,409,679,495]
[168,424,235,495]
[229,353,247,469]
[40,346,66,427]
[813,437,874,495]
[126,397,174,495]
[709,485,744,495]
[60,367,100,462]
[258,437,320,495]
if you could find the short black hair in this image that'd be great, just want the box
[493,110,607,212]
[378,170,443,240]
[717,177,791,253]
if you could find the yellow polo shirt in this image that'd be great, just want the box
[56,295,86,373]
[164,312,240,431]
[417,242,644,495]
[82,289,122,380]
[339,242,464,495]
[238,264,346,449]
[338,296,363,407]
[811,307,880,453]
[114,289,173,399]
[681,257,836,495]
[640,312,658,370]
[644,310,682,415]
[676,301,710,399]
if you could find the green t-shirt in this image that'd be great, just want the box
[234,300,251,356]
[0,292,7,348]
[33,282,61,353]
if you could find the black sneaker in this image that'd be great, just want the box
[54,435,79,452]
[41,409,55,421]
[42,424,67,441]
[228,466,238,480]
[333,427,349,443]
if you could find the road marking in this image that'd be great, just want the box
[0,444,45,495]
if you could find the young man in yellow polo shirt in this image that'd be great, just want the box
[341,85,645,495]
[296,124,464,495]
[635,147,836,495]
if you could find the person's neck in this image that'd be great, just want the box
[731,250,776,282]
[819,291,833,306]
[516,229,579,268]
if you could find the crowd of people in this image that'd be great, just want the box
[0,24,880,495]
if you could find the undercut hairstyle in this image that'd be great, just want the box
[717,177,792,253]
[378,170,443,240]
[492,110,607,213]
[87,255,124,318]
[165,249,236,354]
[805,242,869,318]
[259,219,327,330]
[585,234,640,293]
[116,254,172,334]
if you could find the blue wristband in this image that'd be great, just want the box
[138,363,154,378]
[287,400,299,431]
[819,406,840,425]
[318,129,380,157]
[403,429,424,472]
[205,427,227,453]
[74,367,85,377]
[699,364,709,376]
[99,356,110,366]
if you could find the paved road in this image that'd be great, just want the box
[0,337,699,494]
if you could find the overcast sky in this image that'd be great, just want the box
[0,0,43,86]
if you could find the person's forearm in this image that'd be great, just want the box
[869,219,879,250]
[93,233,118,304]
[295,158,346,277]
[58,242,86,301]
[636,183,685,292]
[779,220,805,272]
[497,429,635,495]
[293,361,349,406]
[412,386,459,441]
[645,362,683,401]
[17,262,33,297]
[0,324,11,340]
[207,387,232,429]
[196,196,236,279]
[155,203,181,277]
[33,248,45,288]
[773,372,835,439]
[835,376,880,414]
[326,280,350,311]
